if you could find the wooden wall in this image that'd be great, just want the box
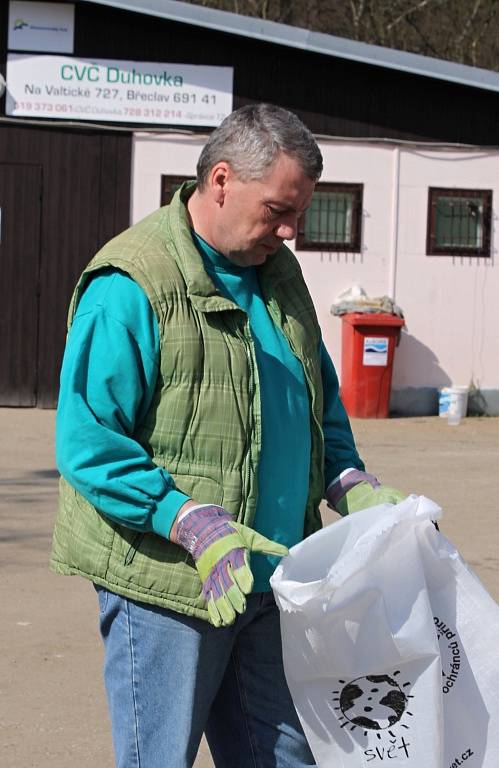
[70,2,499,145]
[2,2,495,144]
[0,124,131,407]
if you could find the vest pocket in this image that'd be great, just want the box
[123,532,145,566]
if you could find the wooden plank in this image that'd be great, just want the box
[0,163,42,406]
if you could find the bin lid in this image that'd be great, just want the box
[341,312,405,328]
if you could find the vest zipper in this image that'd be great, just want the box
[123,532,145,566]
[241,327,258,525]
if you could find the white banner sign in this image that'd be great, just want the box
[8,2,75,53]
[6,54,234,127]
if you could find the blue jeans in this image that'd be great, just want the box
[95,586,315,768]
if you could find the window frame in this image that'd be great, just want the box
[426,187,493,257]
[295,182,363,252]
[160,175,191,206]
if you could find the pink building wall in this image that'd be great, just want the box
[131,134,499,414]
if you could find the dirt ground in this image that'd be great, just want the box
[1,408,498,768]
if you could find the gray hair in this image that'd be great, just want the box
[196,103,323,189]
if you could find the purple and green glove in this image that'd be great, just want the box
[174,504,288,627]
[327,469,406,516]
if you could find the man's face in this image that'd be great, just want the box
[212,153,316,267]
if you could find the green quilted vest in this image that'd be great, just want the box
[50,183,325,621]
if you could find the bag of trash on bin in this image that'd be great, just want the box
[270,495,499,768]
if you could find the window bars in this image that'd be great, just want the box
[427,188,492,257]
[296,183,363,252]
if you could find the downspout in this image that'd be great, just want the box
[388,145,400,300]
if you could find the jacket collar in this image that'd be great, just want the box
[166,181,299,313]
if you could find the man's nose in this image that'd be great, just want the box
[274,214,299,241]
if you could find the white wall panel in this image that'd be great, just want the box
[131,133,499,407]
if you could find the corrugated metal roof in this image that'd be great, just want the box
[81,0,499,93]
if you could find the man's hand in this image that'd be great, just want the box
[327,469,406,516]
[171,503,288,627]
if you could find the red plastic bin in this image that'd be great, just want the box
[340,312,405,418]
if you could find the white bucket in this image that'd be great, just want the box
[446,386,469,426]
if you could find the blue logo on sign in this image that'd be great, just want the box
[365,341,388,354]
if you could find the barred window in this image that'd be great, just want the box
[160,175,191,206]
[296,183,363,252]
[427,188,492,257]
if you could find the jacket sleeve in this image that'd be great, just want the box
[320,339,365,489]
[56,270,190,538]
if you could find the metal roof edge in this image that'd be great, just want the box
[80,0,499,94]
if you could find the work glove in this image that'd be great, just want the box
[326,468,406,517]
[175,504,288,627]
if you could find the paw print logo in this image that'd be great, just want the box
[333,672,414,736]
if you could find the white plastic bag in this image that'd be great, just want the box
[270,496,499,768]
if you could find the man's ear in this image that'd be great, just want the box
[208,162,231,206]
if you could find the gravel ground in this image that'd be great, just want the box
[1,408,498,767]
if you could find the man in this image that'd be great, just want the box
[51,103,404,768]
